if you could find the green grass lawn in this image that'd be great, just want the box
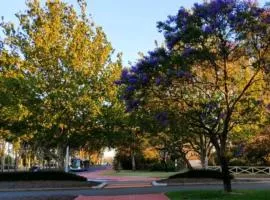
[166,190,270,200]
[102,170,179,178]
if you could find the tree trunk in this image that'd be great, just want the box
[58,147,65,170]
[65,145,69,172]
[1,153,5,172]
[180,151,193,170]
[210,135,232,192]
[28,154,31,169]
[200,155,207,169]
[1,141,5,172]
[14,151,18,172]
[131,151,136,171]
[220,155,232,192]
[200,149,209,169]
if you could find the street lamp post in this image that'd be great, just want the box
[64,145,69,173]
[64,132,70,173]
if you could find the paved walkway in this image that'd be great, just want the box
[77,168,158,189]
[77,169,157,182]
[75,193,168,200]
[76,167,164,199]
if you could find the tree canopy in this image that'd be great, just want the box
[117,0,270,192]
[0,0,122,166]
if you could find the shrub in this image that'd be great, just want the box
[150,161,177,172]
[0,171,87,181]
[229,158,248,166]
[113,151,160,170]
[169,169,234,180]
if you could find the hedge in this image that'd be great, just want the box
[0,171,87,181]
[168,169,234,180]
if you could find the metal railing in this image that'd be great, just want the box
[207,166,270,175]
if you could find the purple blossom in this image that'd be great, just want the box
[228,12,236,21]
[155,112,169,126]
[114,80,122,85]
[130,66,139,73]
[219,112,226,119]
[166,15,177,23]
[125,85,136,93]
[209,0,222,15]
[177,70,192,78]
[121,69,129,81]
[155,77,162,85]
[147,57,159,66]
[235,0,250,12]
[202,24,213,34]
[177,7,189,18]
[177,71,185,78]
[182,47,195,57]
[165,32,180,49]
[125,99,139,112]
[175,7,189,30]
[194,3,203,10]
[194,3,207,18]
[128,76,138,84]
[141,74,149,84]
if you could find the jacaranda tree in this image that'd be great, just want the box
[117,0,270,192]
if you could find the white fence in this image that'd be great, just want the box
[207,166,270,175]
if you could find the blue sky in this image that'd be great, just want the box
[0,0,268,66]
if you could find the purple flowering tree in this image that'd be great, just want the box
[118,0,270,192]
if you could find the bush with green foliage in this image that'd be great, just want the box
[113,150,160,171]
[150,161,177,172]
[169,169,234,180]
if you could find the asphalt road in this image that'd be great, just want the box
[1,182,270,199]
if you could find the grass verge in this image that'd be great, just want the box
[166,190,270,200]
[102,170,178,178]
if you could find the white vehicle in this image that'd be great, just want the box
[70,158,89,171]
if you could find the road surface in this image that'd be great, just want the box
[1,182,270,199]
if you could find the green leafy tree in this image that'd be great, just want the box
[0,0,121,168]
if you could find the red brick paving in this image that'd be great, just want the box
[77,170,158,182]
[76,169,168,200]
[74,193,168,200]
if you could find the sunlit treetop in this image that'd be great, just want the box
[117,0,270,112]
[158,0,269,49]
